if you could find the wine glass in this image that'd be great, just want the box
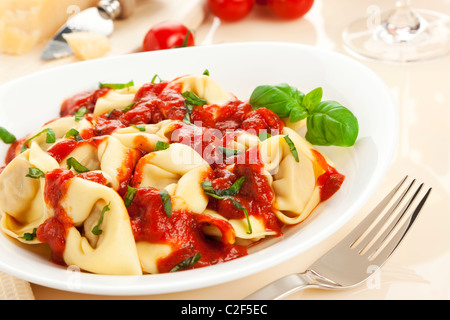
[342,0,450,64]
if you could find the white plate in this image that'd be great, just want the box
[0,42,398,296]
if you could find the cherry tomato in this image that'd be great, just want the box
[255,0,269,5]
[269,0,314,20]
[142,21,195,52]
[208,0,254,22]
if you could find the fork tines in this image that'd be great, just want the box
[347,176,432,265]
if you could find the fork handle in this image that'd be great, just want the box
[244,272,316,300]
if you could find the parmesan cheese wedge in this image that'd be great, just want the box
[63,32,111,60]
[0,0,98,55]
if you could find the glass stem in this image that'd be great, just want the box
[383,0,426,43]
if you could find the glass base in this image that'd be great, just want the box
[342,9,450,64]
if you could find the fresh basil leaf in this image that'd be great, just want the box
[305,100,359,147]
[45,128,56,143]
[64,128,83,141]
[124,186,138,207]
[99,80,134,89]
[303,87,323,111]
[160,189,172,217]
[289,107,308,123]
[203,69,210,76]
[229,198,252,234]
[0,127,16,144]
[18,228,37,241]
[25,167,46,179]
[182,91,207,107]
[283,136,299,162]
[201,176,245,198]
[21,128,56,153]
[66,157,89,173]
[91,202,110,236]
[218,146,242,157]
[74,107,88,122]
[170,252,201,272]
[249,83,305,118]
[154,141,170,151]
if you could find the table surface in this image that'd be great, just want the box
[1,0,449,300]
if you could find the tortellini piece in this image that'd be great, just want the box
[176,75,234,105]
[0,142,59,243]
[56,135,140,191]
[259,128,333,225]
[60,177,142,275]
[22,116,92,152]
[132,143,212,214]
[111,120,174,153]
[94,85,140,116]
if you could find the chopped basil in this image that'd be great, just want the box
[170,252,202,272]
[20,128,56,153]
[124,186,138,207]
[218,146,242,157]
[0,127,16,144]
[25,167,46,179]
[91,202,110,236]
[131,124,146,132]
[283,135,299,162]
[201,176,245,198]
[182,91,207,107]
[106,102,135,118]
[99,80,134,90]
[74,107,88,122]
[151,74,162,83]
[64,128,83,141]
[154,141,170,151]
[19,228,37,241]
[229,198,252,234]
[66,157,89,173]
[182,104,193,124]
[201,177,252,234]
[160,189,172,217]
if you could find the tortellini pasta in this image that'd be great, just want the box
[0,74,345,275]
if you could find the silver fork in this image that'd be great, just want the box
[244,176,432,300]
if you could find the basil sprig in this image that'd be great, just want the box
[0,127,16,144]
[250,84,359,147]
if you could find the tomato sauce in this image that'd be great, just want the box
[36,169,74,265]
[311,149,345,201]
[127,187,246,272]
